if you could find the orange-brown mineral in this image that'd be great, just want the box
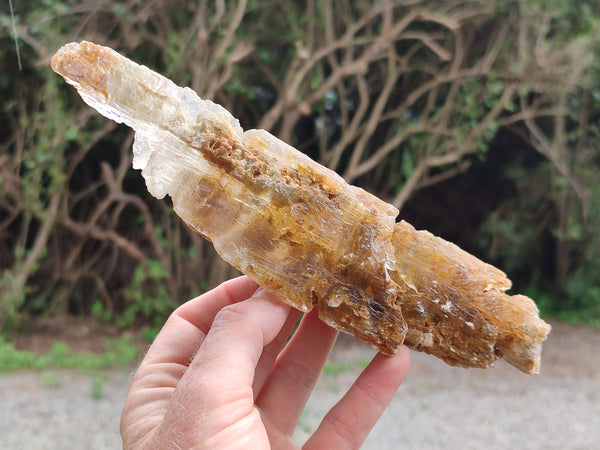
[52,41,551,374]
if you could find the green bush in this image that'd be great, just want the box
[0,335,138,372]
[1,0,599,329]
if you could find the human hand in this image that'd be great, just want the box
[120,276,411,449]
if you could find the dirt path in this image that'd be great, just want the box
[2,319,598,449]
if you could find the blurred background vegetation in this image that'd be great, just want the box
[1,0,599,335]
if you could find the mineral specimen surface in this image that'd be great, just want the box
[51,41,551,374]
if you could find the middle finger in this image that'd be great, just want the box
[256,308,338,435]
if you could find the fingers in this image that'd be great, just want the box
[176,275,260,333]
[253,305,303,397]
[142,276,259,366]
[121,276,262,445]
[167,292,292,425]
[143,290,293,448]
[256,308,339,437]
[304,346,411,450]
[122,275,411,450]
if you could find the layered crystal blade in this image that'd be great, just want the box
[52,41,550,374]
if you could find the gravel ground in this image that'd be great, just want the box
[1,319,598,449]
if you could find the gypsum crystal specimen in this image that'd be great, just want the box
[51,41,551,374]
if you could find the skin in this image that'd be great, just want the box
[120,276,411,449]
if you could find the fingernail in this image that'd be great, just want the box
[251,288,291,315]
[251,287,279,302]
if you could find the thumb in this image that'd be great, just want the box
[152,289,290,447]
[175,288,291,411]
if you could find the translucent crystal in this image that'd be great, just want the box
[51,41,551,374]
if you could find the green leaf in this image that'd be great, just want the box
[401,151,415,179]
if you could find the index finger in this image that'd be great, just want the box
[143,275,260,366]
[121,276,262,443]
